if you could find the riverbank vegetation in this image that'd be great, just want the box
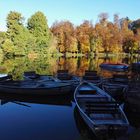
[0,11,140,58]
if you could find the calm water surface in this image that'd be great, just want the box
[0,95,139,140]
[0,55,140,140]
[0,55,137,79]
[0,97,79,140]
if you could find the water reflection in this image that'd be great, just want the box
[0,55,140,140]
[0,94,140,139]
[0,55,137,79]
[0,95,78,140]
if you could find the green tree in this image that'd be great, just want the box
[6,11,36,55]
[6,11,24,41]
[0,31,6,44]
[1,39,15,55]
[27,11,51,48]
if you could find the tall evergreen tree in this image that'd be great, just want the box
[6,11,24,41]
[6,11,36,55]
[27,11,51,47]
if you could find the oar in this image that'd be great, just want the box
[12,101,31,107]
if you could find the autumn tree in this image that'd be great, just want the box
[120,17,135,53]
[76,20,92,53]
[98,13,109,26]
[130,19,140,51]
[94,13,122,53]
[51,21,77,53]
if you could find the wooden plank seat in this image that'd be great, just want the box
[86,103,119,108]
[76,95,108,99]
[89,113,121,119]
[57,75,72,80]
[83,76,100,80]
[85,101,119,106]
[85,108,120,114]
[79,89,97,94]
[85,70,97,76]
[85,101,120,114]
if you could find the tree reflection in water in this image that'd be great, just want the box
[0,55,137,80]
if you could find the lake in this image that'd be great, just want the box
[0,94,139,140]
[0,54,137,79]
[0,55,140,140]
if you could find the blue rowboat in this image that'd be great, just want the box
[100,63,129,71]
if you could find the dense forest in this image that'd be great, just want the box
[0,11,140,58]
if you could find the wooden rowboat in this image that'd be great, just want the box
[0,80,71,95]
[102,74,129,100]
[100,63,129,71]
[102,82,128,101]
[74,82,129,138]
[56,70,80,90]
[82,70,102,87]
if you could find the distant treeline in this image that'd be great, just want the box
[0,11,140,57]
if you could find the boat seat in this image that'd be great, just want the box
[85,108,120,114]
[78,89,97,94]
[89,113,121,120]
[86,103,119,108]
[85,101,120,115]
[86,100,119,107]
[85,71,97,76]
[76,95,108,99]
[83,76,100,80]
[85,100,119,105]
[57,75,72,80]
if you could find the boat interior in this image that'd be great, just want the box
[76,83,127,125]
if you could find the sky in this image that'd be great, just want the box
[0,0,140,31]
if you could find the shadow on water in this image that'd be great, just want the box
[0,93,140,140]
[0,93,76,140]
[0,93,73,107]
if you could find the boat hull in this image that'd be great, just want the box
[79,109,128,137]
[100,63,129,71]
[0,82,71,95]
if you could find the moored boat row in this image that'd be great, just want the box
[0,79,72,95]
[0,71,130,98]
[0,70,132,138]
